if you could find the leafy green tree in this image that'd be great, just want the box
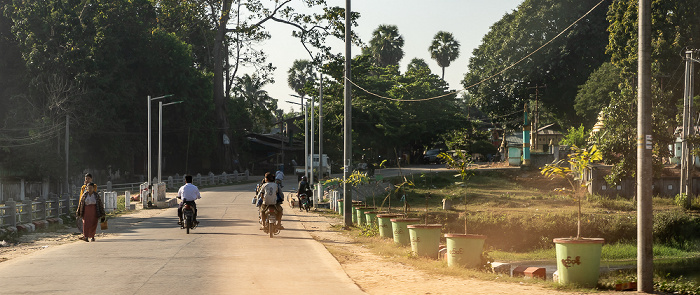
[560,125,589,147]
[406,58,431,74]
[463,0,611,128]
[287,59,317,97]
[428,31,460,79]
[574,62,622,126]
[233,74,278,133]
[598,0,700,184]
[367,24,405,67]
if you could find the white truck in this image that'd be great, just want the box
[295,154,331,179]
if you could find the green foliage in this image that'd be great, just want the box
[321,52,464,164]
[428,31,460,79]
[560,125,589,148]
[469,140,498,157]
[574,62,621,126]
[654,276,700,295]
[366,24,404,67]
[357,224,379,237]
[541,145,602,238]
[463,0,611,128]
[675,193,690,210]
[654,211,700,251]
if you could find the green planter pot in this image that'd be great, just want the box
[337,200,344,214]
[377,214,402,238]
[390,218,421,246]
[351,206,364,224]
[445,234,487,268]
[364,211,385,226]
[355,207,375,226]
[553,238,605,288]
[407,224,443,259]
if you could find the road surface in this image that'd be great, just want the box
[0,183,364,295]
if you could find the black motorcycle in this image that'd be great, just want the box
[182,203,197,234]
[298,193,310,212]
[262,206,280,238]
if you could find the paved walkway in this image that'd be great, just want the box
[0,183,364,295]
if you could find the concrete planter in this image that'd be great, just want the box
[337,200,344,214]
[553,238,604,288]
[377,214,402,238]
[390,218,421,246]
[407,224,443,259]
[445,234,487,268]
[364,211,386,226]
[351,205,364,224]
[355,207,375,226]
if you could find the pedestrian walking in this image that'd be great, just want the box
[76,183,106,242]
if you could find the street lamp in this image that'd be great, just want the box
[148,94,173,189]
[290,94,311,180]
[159,100,184,183]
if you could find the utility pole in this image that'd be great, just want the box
[528,85,546,152]
[637,0,653,292]
[303,96,309,180]
[681,50,696,206]
[522,103,531,166]
[319,73,324,179]
[65,115,69,195]
[310,96,315,188]
[318,73,324,207]
[343,0,353,227]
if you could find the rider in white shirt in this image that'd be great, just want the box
[177,175,201,225]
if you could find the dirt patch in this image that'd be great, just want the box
[0,206,167,263]
[293,208,629,295]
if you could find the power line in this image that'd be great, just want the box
[345,0,608,103]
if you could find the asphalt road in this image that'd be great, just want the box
[0,183,364,295]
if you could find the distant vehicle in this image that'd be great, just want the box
[423,149,444,164]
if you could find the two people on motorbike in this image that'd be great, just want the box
[256,172,284,229]
[297,176,313,211]
[177,175,201,226]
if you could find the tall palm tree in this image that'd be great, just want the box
[428,31,460,79]
[287,59,316,97]
[368,25,405,67]
[234,74,277,132]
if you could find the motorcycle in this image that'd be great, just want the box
[182,203,197,234]
[262,205,280,238]
[298,193,310,212]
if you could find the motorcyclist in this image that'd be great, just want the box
[275,166,284,187]
[297,176,313,211]
[257,172,284,229]
[177,175,201,226]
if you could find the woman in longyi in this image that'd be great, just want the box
[76,183,106,242]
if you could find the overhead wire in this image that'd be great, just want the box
[345,0,608,103]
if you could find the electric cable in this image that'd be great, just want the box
[345,0,608,103]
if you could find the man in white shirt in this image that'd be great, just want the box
[177,175,201,226]
[275,166,284,187]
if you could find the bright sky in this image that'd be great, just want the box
[252,0,524,113]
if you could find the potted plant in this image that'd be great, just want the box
[540,145,604,288]
[439,151,487,268]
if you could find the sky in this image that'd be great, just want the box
[247,0,524,113]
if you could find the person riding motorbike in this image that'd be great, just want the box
[257,172,284,229]
[178,175,201,226]
[297,176,313,211]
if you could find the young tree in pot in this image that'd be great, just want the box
[439,151,486,268]
[540,145,604,287]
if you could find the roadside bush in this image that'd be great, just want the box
[653,211,700,251]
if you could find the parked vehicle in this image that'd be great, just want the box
[181,204,197,234]
[423,149,444,164]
